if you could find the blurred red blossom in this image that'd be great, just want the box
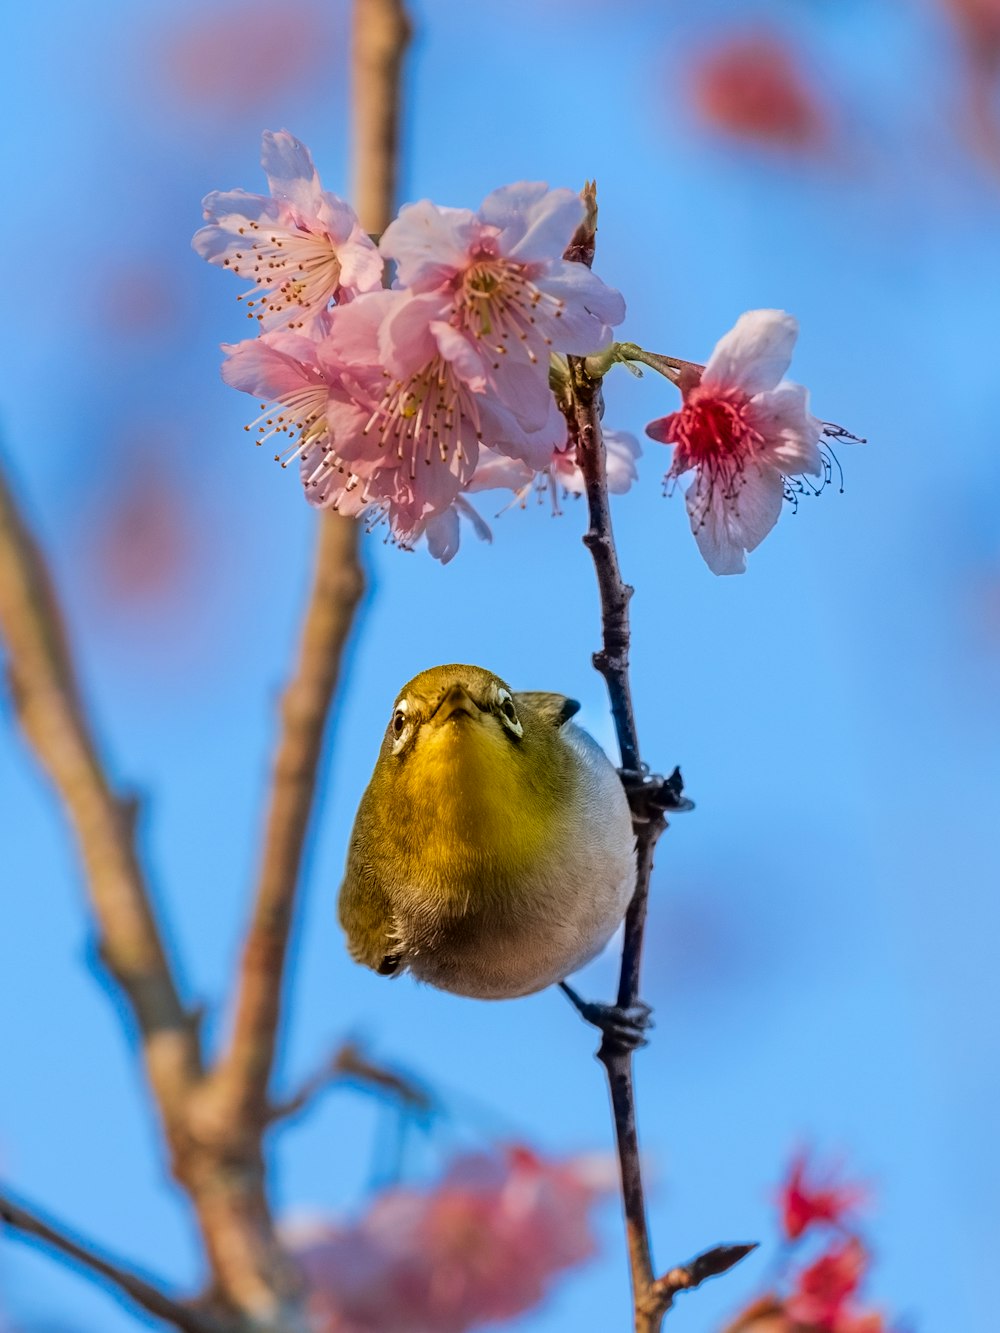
[786,1237,870,1329]
[941,0,1000,55]
[284,1146,612,1333]
[779,1152,865,1242]
[687,32,828,150]
[725,1153,887,1333]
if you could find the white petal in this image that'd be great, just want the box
[685,463,783,575]
[702,310,799,398]
[749,382,823,476]
[603,430,642,495]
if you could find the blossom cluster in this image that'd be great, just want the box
[727,1152,889,1333]
[196,132,852,572]
[282,1145,611,1333]
[193,130,634,562]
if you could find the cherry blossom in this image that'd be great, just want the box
[284,1146,612,1333]
[646,309,824,575]
[193,130,382,332]
[779,1152,865,1242]
[379,183,625,390]
[470,429,640,514]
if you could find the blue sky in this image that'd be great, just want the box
[2,1,999,1330]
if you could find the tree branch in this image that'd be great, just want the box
[0,1189,228,1333]
[268,1040,435,1124]
[0,457,202,1119]
[210,515,366,1129]
[562,202,752,1332]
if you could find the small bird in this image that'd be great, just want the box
[338,664,636,999]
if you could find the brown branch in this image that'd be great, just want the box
[209,0,409,1137]
[210,515,366,1129]
[184,0,411,1314]
[562,201,752,1332]
[0,460,202,1118]
[0,1189,227,1333]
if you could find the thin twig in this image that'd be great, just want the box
[0,457,203,1119]
[562,203,754,1331]
[0,1190,227,1333]
[210,0,409,1134]
[268,1040,434,1123]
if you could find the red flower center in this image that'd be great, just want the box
[665,383,761,476]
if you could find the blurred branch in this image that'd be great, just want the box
[0,1190,226,1333]
[268,1039,435,1123]
[0,458,202,1118]
[562,202,751,1332]
[210,514,366,1129]
[0,0,412,1322]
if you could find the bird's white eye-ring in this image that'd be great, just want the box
[496,688,523,739]
[390,699,410,751]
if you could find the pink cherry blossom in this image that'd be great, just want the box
[379,184,626,384]
[221,291,546,560]
[193,130,382,333]
[470,429,641,514]
[284,1146,612,1333]
[646,309,825,575]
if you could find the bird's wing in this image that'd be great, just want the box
[514,691,581,727]
[338,834,403,975]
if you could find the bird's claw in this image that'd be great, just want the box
[560,983,654,1051]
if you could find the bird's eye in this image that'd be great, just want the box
[496,689,523,738]
[392,709,407,736]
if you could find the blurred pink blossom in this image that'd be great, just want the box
[160,2,335,115]
[194,130,382,333]
[284,1146,612,1333]
[687,32,828,151]
[646,310,823,575]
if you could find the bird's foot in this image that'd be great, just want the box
[559,982,654,1051]
[618,764,695,817]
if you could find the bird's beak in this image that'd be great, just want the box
[433,683,480,724]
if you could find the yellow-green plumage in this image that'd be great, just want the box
[338,664,636,999]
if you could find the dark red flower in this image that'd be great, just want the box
[780,1152,865,1242]
[786,1237,867,1329]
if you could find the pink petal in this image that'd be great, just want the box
[702,309,799,397]
[220,332,323,399]
[534,262,627,352]
[466,449,534,492]
[479,183,584,263]
[686,462,783,574]
[750,381,823,475]
[377,291,449,371]
[379,199,479,289]
[260,128,323,214]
